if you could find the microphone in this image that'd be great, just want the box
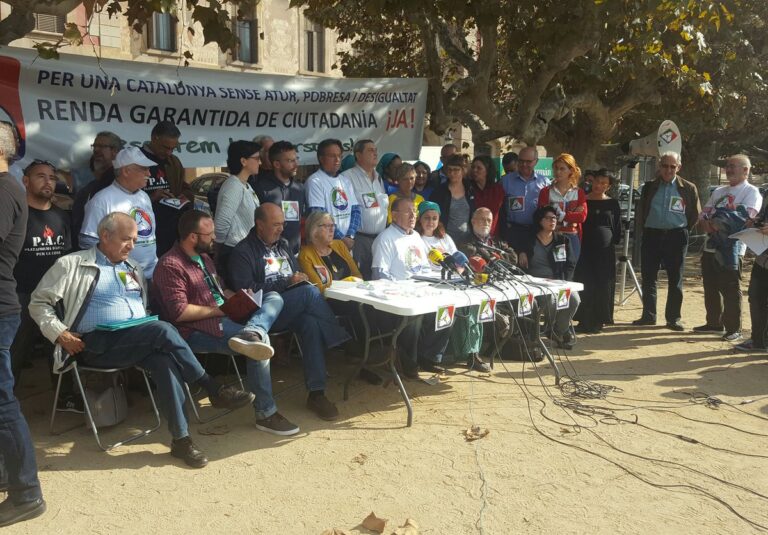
[469,256,489,284]
[449,251,476,280]
[428,249,462,280]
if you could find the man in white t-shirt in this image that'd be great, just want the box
[342,139,389,278]
[306,139,360,252]
[695,154,762,341]
[371,198,449,378]
[80,147,159,278]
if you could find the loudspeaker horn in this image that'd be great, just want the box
[628,120,682,158]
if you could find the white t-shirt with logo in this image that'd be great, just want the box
[372,224,431,280]
[420,234,458,273]
[342,165,389,235]
[81,182,158,277]
[306,168,359,236]
[702,181,762,255]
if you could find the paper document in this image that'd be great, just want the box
[729,228,768,256]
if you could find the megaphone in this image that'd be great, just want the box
[628,120,682,158]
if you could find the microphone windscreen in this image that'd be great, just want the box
[428,248,446,265]
[469,256,486,273]
[450,251,469,267]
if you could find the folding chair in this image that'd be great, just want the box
[184,353,244,424]
[49,346,161,452]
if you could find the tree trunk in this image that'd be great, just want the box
[682,136,719,204]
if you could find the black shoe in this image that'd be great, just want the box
[420,361,444,375]
[0,497,46,527]
[632,317,656,326]
[209,385,255,410]
[306,393,340,421]
[467,354,491,373]
[666,321,685,331]
[56,392,84,414]
[692,324,724,333]
[170,436,208,468]
[553,332,575,350]
[722,331,742,342]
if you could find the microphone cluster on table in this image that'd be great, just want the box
[427,243,524,287]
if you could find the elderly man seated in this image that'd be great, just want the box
[29,212,254,468]
[458,207,518,265]
[228,203,350,421]
[153,210,300,436]
[371,197,452,378]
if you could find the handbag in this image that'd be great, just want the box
[84,371,128,428]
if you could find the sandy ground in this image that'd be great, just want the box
[5,261,768,534]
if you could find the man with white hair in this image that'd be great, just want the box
[80,147,159,278]
[695,154,762,341]
[633,151,701,330]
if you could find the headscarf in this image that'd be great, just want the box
[340,154,356,173]
[376,152,400,179]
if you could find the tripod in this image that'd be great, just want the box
[617,162,644,305]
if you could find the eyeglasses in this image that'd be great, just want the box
[194,231,215,238]
[318,223,336,229]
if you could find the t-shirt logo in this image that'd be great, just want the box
[314,265,330,285]
[669,196,685,214]
[509,196,524,212]
[714,194,736,211]
[131,207,153,237]
[405,246,425,273]
[42,225,54,239]
[282,200,300,221]
[554,244,567,262]
[361,192,379,209]
[331,187,349,210]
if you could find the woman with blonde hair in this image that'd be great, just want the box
[537,153,587,261]
[298,210,362,293]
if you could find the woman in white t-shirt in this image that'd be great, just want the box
[415,201,490,372]
[215,140,261,277]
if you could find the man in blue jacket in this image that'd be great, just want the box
[228,203,350,421]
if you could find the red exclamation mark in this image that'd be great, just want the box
[410,108,415,128]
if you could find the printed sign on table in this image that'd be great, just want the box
[435,305,456,331]
[556,288,571,310]
[477,298,496,323]
[518,293,533,316]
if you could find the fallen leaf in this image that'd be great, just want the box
[362,512,387,533]
[392,518,420,534]
[352,453,368,465]
[463,425,490,441]
[198,424,230,435]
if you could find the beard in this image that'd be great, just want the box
[474,227,490,239]
[194,240,215,255]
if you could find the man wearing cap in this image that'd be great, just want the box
[80,147,159,278]
[341,139,388,278]
[501,146,550,251]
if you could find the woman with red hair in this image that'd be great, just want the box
[537,153,587,261]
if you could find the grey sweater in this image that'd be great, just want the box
[214,175,260,247]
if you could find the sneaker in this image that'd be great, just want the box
[306,393,340,421]
[170,436,208,468]
[734,339,767,352]
[255,412,300,436]
[722,331,742,342]
[209,385,255,410]
[467,354,491,373]
[228,331,274,361]
[692,324,724,333]
[0,497,46,527]
[56,392,84,414]
[632,317,656,326]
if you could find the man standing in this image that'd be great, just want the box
[501,146,550,251]
[0,122,46,527]
[501,152,518,179]
[253,141,305,256]
[80,147,159,278]
[342,139,389,278]
[30,212,254,468]
[633,151,701,330]
[229,204,350,421]
[372,198,451,377]
[428,143,459,188]
[153,210,299,435]
[306,139,361,252]
[71,132,120,248]
[140,121,194,256]
[736,193,768,352]
[695,154,761,341]
[250,135,275,188]
[11,161,72,386]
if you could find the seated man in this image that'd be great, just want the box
[228,203,350,421]
[153,210,299,436]
[29,212,254,468]
[458,207,518,265]
[371,197,452,378]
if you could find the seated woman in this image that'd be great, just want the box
[387,163,425,224]
[415,202,490,372]
[518,206,580,349]
[215,140,261,282]
[298,210,362,293]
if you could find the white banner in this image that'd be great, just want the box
[0,47,427,169]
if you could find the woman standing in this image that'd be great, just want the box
[415,202,490,372]
[413,161,434,200]
[518,206,580,349]
[215,140,261,280]
[376,152,402,194]
[470,155,505,236]
[537,153,587,262]
[574,170,622,333]
[430,154,476,242]
[387,163,425,224]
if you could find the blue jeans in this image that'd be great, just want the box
[186,292,284,420]
[80,321,207,440]
[0,313,43,504]
[271,285,350,392]
[564,232,581,265]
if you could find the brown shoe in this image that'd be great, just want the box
[209,385,255,410]
[306,393,340,421]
